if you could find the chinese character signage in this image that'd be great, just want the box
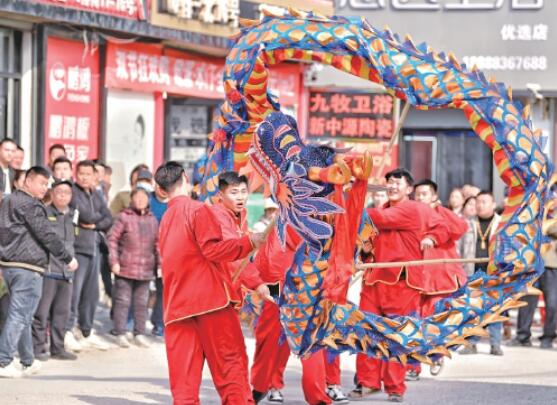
[307,91,395,140]
[44,37,100,164]
[105,42,302,105]
[161,0,240,28]
[335,0,556,91]
[32,0,146,20]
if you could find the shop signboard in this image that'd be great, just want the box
[32,0,146,20]
[105,42,302,105]
[336,0,556,92]
[307,89,399,176]
[307,91,395,140]
[44,37,100,164]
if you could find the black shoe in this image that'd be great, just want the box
[51,350,78,360]
[35,352,50,362]
[540,340,554,350]
[252,390,267,404]
[508,338,532,347]
[490,345,504,356]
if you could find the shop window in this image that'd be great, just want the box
[0,28,22,141]
[402,130,493,204]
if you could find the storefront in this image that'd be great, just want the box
[103,41,304,189]
[330,0,557,203]
[0,0,330,174]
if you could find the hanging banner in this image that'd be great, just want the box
[44,37,100,164]
[105,42,302,105]
[32,0,146,20]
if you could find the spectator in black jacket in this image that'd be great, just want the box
[32,179,78,361]
[0,167,78,378]
[65,160,113,352]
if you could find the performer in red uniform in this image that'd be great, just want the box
[211,171,270,299]
[243,225,346,405]
[349,169,450,403]
[155,162,265,405]
[408,179,468,379]
[414,179,468,316]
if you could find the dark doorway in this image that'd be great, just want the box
[401,130,493,204]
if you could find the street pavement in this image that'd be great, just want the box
[1,307,557,404]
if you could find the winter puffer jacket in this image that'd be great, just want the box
[107,207,159,280]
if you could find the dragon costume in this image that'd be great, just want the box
[197,6,552,365]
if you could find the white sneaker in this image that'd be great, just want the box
[267,388,284,403]
[0,361,23,378]
[21,360,42,377]
[327,385,350,404]
[116,335,131,348]
[81,330,109,351]
[133,334,151,348]
[64,331,82,353]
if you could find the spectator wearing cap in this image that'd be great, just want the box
[110,164,149,216]
[135,169,154,192]
[32,179,78,361]
[0,167,78,378]
[65,160,113,352]
[108,187,159,348]
[252,197,279,233]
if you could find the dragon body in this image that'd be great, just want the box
[198,7,552,364]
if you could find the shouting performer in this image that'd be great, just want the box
[155,162,265,405]
[350,169,450,403]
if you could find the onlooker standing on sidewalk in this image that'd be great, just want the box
[510,220,557,349]
[108,188,159,348]
[149,183,168,337]
[47,144,66,170]
[32,179,78,361]
[52,157,74,181]
[10,145,24,170]
[110,164,149,216]
[0,138,17,198]
[0,167,78,378]
[459,190,503,356]
[66,160,113,351]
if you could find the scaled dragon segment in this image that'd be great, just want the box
[199,6,552,363]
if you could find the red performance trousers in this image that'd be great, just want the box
[250,301,336,404]
[165,306,254,405]
[356,280,421,395]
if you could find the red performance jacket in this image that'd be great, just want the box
[158,196,253,325]
[211,203,250,291]
[365,200,450,291]
[241,225,302,290]
[421,205,468,294]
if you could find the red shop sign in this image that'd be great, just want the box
[44,37,100,164]
[105,42,302,105]
[32,0,146,20]
[307,91,395,141]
